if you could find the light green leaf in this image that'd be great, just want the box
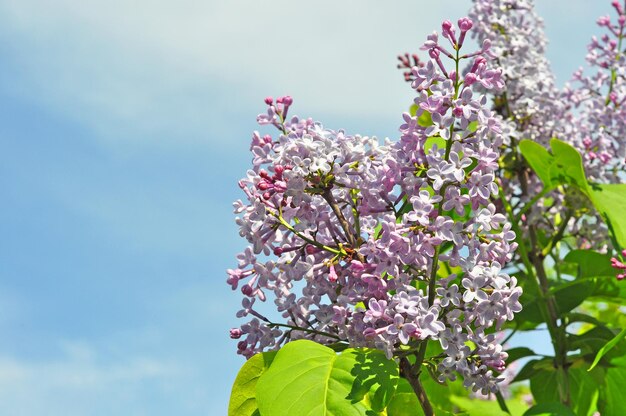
[424,136,447,154]
[588,183,626,251]
[519,138,590,193]
[386,378,421,416]
[549,138,590,193]
[588,327,626,371]
[417,109,433,127]
[450,396,526,416]
[523,402,576,416]
[255,340,399,416]
[228,351,276,416]
[519,140,555,190]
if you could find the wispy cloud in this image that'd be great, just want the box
[0,340,185,416]
[0,0,472,147]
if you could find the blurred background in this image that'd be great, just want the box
[0,0,610,414]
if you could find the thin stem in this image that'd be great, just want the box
[268,323,342,340]
[528,225,571,406]
[321,188,365,262]
[414,46,461,385]
[400,357,434,416]
[541,210,573,258]
[515,187,549,222]
[271,212,341,255]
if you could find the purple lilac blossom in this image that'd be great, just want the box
[228,18,521,394]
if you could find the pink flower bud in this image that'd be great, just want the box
[458,17,473,32]
[257,181,271,191]
[328,264,338,282]
[441,20,457,46]
[264,96,273,105]
[230,328,243,339]
[464,73,478,86]
[305,245,320,255]
[612,0,624,15]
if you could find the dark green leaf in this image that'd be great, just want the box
[513,359,552,383]
[563,250,615,278]
[506,347,539,365]
[598,367,626,415]
[530,370,559,404]
[588,327,626,371]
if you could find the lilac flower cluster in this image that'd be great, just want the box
[228,18,522,394]
[565,0,626,183]
[468,0,565,147]
[468,0,626,252]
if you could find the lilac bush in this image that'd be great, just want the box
[227,2,626,415]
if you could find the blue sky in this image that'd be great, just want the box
[0,1,612,414]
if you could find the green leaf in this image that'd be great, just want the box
[519,138,589,193]
[417,110,433,127]
[386,378,421,416]
[598,367,626,415]
[565,312,605,328]
[530,367,600,415]
[255,340,399,416]
[588,183,626,251]
[228,351,276,416]
[513,359,552,383]
[450,396,529,416]
[570,326,626,362]
[563,250,616,278]
[568,366,601,416]
[424,136,447,154]
[520,139,626,251]
[548,138,590,193]
[588,327,626,371]
[506,347,539,365]
[385,377,463,416]
[523,402,576,416]
[530,370,559,404]
[517,279,591,322]
[519,140,555,190]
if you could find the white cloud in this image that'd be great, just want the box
[0,0,472,147]
[0,340,183,416]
